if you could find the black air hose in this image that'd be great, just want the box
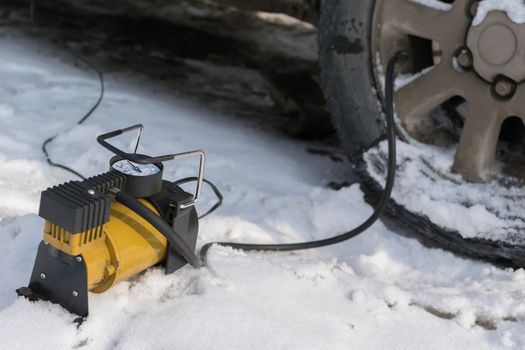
[199,50,408,264]
[115,191,203,268]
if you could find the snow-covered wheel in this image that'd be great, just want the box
[320,0,525,266]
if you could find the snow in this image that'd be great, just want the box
[1,28,525,350]
[410,0,525,24]
[473,0,525,26]
[363,140,525,242]
[408,0,452,11]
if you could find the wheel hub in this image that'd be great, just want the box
[467,11,525,83]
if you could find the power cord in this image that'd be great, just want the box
[30,1,224,219]
[41,63,104,180]
[199,50,408,265]
[173,177,224,219]
[31,0,104,180]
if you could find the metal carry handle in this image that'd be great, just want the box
[172,150,205,209]
[97,124,205,208]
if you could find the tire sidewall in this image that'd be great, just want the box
[319,0,384,158]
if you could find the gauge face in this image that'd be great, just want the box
[111,160,161,177]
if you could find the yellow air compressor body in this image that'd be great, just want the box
[43,200,168,293]
[17,125,204,318]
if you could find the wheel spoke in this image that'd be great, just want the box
[507,85,525,123]
[381,0,451,42]
[452,101,503,181]
[395,64,458,136]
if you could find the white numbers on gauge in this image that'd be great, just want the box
[112,160,160,176]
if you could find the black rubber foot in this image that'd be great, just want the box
[16,286,45,302]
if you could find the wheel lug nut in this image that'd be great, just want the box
[493,77,516,100]
[495,81,511,96]
[456,48,473,70]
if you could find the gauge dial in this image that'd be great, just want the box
[111,160,160,177]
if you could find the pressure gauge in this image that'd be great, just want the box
[111,160,161,177]
[110,156,164,198]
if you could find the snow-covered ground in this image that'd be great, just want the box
[1,27,525,350]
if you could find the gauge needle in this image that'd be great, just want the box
[127,160,142,173]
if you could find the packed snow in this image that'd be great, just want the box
[410,0,525,25]
[408,0,452,11]
[473,0,525,26]
[1,27,525,350]
[364,140,525,243]
[407,0,525,26]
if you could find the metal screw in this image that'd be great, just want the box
[76,256,82,263]
[457,48,473,69]
[72,291,78,297]
[87,189,96,196]
[493,78,516,99]
[40,273,46,279]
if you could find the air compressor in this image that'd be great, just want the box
[17,124,206,317]
[16,51,405,319]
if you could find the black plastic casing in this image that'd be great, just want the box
[38,172,126,233]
